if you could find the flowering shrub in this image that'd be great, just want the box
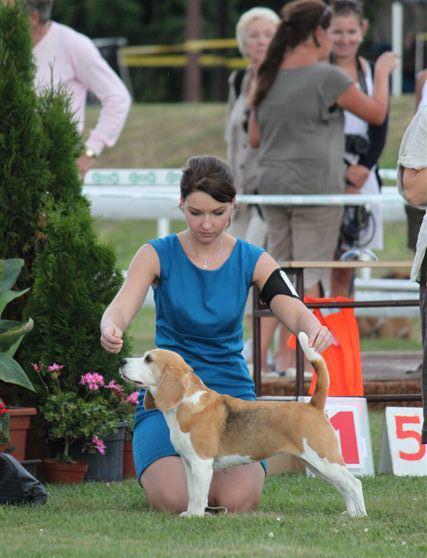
[33,362,138,463]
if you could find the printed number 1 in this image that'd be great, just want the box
[395,416,426,461]
[330,411,360,465]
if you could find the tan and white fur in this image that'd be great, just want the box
[120,332,366,517]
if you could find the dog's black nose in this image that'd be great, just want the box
[119,358,127,366]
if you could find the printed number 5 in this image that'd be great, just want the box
[395,416,426,461]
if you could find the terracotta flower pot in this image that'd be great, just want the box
[44,458,88,484]
[0,407,37,461]
[123,439,136,479]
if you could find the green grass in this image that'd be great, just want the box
[0,409,424,558]
[1,429,426,558]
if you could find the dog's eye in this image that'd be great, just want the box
[144,353,153,363]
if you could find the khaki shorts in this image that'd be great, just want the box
[262,205,343,293]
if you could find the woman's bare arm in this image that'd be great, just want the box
[100,243,160,353]
[252,252,333,353]
[337,51,397,125]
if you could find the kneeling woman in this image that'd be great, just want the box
[100,155,333,514]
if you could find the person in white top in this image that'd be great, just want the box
[404,68,427,252]
[416,69,427,112]
[27,0,131,178]
[397,106,427,445]
[329,0,388,297]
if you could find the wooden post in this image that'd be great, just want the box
[184,0,201,102]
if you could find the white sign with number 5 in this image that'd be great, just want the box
[379,407,427,476]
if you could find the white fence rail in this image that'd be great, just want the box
[83,168,405,233]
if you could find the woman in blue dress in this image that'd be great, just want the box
[100,155,333,514]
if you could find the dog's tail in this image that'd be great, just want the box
[297,332,329,411]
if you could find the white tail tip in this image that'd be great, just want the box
[298,332,320,362]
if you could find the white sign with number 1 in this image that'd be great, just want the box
[379,407,427,476]
[298,397,374,476]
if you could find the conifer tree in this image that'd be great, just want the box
[0,2,51,292]
[22,200,128,388]
[0,1,130,396]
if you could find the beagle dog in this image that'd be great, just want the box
[120,332,366,517]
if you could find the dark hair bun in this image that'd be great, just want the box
[180,155,236,203]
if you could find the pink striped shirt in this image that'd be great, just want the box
[33,22,131,156]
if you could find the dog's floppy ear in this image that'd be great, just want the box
[154,366,186,413]
[143,390,156,410]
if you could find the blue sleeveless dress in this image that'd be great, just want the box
[132,234,265,478]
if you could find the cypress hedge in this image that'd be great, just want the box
[1,1,130,402]
[0,2,51,292]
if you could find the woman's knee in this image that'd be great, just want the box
[215,483,263,512]
[211,465,265,512]
[143,484,187,513]
[139,457,188,513]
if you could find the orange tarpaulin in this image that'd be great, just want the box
[289,297,364,397]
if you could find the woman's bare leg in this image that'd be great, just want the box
[140,456,265,514]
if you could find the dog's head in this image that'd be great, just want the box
[120,349,192,413]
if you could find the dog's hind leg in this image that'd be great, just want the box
[180,457,214,517]
[299,439,367,517]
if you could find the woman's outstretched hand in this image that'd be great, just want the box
[307,325,336,354]
[100,324,124,354]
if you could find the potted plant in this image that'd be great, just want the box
[33,362,133,483]
[122,391,138,479]
[0,258,36,460]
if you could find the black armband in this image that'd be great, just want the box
[260,268,299,309]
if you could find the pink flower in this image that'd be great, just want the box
[0,401,8,416]
[105,380,125,397]
[47,363,64,372]
[80,372,105,391]
[91,435,106,455]
[127,391,139,406]
[32,363,42,373]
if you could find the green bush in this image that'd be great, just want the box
[21,201,129,391]
[1,1,131,411]
[0,2,51,293]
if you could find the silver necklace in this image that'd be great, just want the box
[187,234,223,270]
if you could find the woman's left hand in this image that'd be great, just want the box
[307,325,336,354]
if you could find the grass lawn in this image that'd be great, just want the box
[87,97,416,170]
[0,409,425,558]
[1,409,425,558]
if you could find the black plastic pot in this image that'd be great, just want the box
[70,422,126,482]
